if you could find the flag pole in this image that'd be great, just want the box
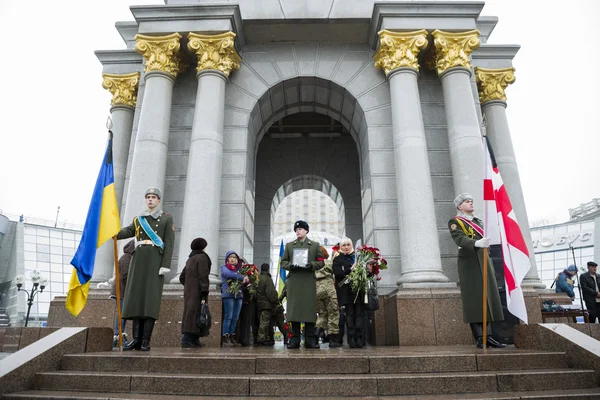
[112,236,123,350]
[482,248,488,352]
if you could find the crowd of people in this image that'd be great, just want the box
[106,187,600,352]
[216,220,374,349]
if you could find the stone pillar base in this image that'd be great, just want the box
[47,287,223,348]
[372,287,544,346]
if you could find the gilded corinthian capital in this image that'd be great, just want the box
[135,33,185,78]
[431,30,480,75]
[475,67,516,103]
[187,31,241,77]
[102,72,140,107]
[373,29,429,75]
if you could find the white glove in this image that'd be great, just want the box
[159,268,170,276]
[96,282,110,289]
[474,237,490,248]
[108,277,115,285]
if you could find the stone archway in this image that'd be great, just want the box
[220,43,401,291]
[253,138,361,267]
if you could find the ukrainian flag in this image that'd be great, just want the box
[277,239,286,296]
[66,133,121,316]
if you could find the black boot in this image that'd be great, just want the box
[328,333,342,348]
[304,323,320,349]
[141,318,155,351]
[123,319,142,351]
[355,328,364,348]
[287,322,301,349]
[485,323,506,348]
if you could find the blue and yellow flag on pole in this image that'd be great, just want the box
[277,239,286,296]
[66,133,121,316]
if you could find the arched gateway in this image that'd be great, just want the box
[88,0,546,345]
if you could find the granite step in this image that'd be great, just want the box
[5,388,600,399]
[58,351,569,375]
[34,369,597,397]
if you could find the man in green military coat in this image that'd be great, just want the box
[280,220,324,349]
[117,187,175,351]
[448,193,506,349]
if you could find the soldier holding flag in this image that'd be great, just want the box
[117,187,175,351]
[448,193,506,349]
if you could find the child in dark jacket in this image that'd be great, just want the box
[256,263,285,345]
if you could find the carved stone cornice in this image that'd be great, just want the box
[187,31,241,77]
[475,67,515,103]
[373,29,428,75]
[134,33,185,78]
[431,29,480,75]
[101,72,141,107]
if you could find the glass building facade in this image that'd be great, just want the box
[22,225,82,320]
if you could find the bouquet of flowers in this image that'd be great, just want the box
[340,245,388,303]
[227,263,259,296]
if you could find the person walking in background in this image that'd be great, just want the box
[315,246,341,348]
[280,220,324,349]
[580,261,600,323]
[221,250,247,346]
[117,187,175,351]
[555,265,578,301]
[180,237,211,348]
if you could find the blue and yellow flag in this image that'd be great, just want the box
[66,133,120,316]
[277,239,286,296]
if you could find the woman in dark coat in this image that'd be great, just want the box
[181,238,212,348]
[332,237,365,348]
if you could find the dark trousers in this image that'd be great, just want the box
[338,306,346,344]
[345,302,365,344]
[238,301,258,346]
[587,302,599,323]
[290,321,316,346]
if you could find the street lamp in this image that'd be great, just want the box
[15,270,48,327]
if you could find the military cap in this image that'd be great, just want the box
[454,193,473,209]
[145,187,162,199]
[293,220,309,232]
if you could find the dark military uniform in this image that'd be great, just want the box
[117,207,174,350]
[448,216,504,324]
[256,270,282,343]
[281,236,323,347]
[118,212,175,319]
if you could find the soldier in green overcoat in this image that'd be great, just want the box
[448,193,506,349]
[280,220,324,349]
[117,187,175,351]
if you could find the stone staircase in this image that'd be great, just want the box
[4,346,600,399]
[0,308,10,328]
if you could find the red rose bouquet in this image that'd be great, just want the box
[227,263,259,296]
[340,245,387,302]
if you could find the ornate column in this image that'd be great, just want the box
[432,29,483,204]
[121,33,185,252]
[173,31,241,285]
[92,73,140,282]
[475,67,544,288]
[374,30,450,287]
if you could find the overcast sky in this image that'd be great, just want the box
[0,0,598,227]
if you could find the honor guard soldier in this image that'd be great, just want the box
[280,220,324,349]
[117,187,175,351]
[448,193,506,348]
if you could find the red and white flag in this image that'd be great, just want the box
[483,136,530,324]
